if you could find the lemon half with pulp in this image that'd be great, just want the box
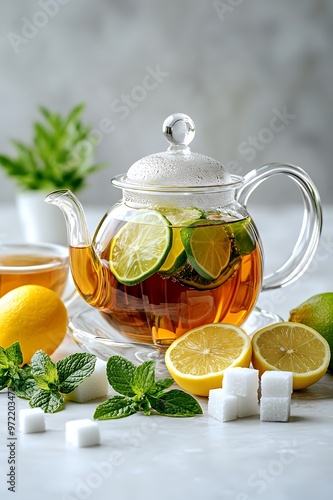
[165,323,252,396]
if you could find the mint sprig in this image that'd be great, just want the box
[0,342,29,392]
[30,350,96,413]
[93,356,202,419]
[0,342,96,414]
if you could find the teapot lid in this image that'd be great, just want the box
[112,113,243,192]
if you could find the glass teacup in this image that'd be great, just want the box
[0,242,72,302]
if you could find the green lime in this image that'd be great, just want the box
[158,206,205,226]
[176,254,241,290]
[289,292,333,371]
[110,210,172,286]
[228,217,257,255]
[180,220,231,280]
[158,206,205,275]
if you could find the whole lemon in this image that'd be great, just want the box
[289,292,333,371]
[0,284,68,364]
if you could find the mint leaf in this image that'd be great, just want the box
[30,350,58,391]
[132,360,155,396]
[5,342,23,365]
[94,395,138,420]
[106,356,136,396]
[14,377,38,400]
[136,395,152,416]
[0,347,10,390]
[149,377,174,395]
[0,370,10,391]
[56,353,96,394]
[30,388,64,413]
[12,365,38,399]
[0,346,9,367]
[148,389,203,417]
[0,343,25,390]
[93,355,203,420]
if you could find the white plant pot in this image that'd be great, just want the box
[16,190,67,245]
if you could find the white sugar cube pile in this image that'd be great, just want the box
[65,358,109,403]
[66,419,100,448]
[260,371,293,422]
[19,408,45,434]
[208,367,259,422]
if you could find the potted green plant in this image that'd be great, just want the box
[0,103,106,244]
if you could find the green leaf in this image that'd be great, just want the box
[0,346,9,368]
[0,103,107,192]
[132,360,156,396]
[93,395,138,420]
[148,377,174,395]
[57,353,96,394]
[5,342,23,366]
[137,395,152,415]
[106,356,136,397]
[30,388,64,413]
[148,389,203,417]
[30,350,59,391]
[0,370,10,391]
[12,366,38,400]
[63,103,86,128]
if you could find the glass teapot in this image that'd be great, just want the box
[46,113,322,346]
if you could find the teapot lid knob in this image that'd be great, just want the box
[162,113,195,148]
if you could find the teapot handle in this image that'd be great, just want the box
[236,162,322,291]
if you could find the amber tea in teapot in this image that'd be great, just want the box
[69,211,262,344]
[46,113,322,346]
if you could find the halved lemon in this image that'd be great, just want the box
[165,323,252,396]
[181,220,231,281]
[110,210,172,285]
[252,322,331,390]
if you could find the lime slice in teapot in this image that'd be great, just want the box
[229,217,256,255]
[180,220,231,281]
[109,210,172,285]
[157,206,205,226]
[176,254,241,290]
[158,206,204,275]
[206,212,257,256]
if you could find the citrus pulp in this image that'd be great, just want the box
[252,322,331,390]
[165,323,252,396]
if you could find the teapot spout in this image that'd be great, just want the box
[45,189,91,247]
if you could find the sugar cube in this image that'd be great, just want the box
[19,408,45,434]
[260,371,293,398]
[260,396,291,422]
[237,394,259,418]
[208,389,238,422]
[66,419,100,447]
[223,367,259,397]
[65,358,109,403]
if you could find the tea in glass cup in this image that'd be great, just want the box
[0,243,69,299]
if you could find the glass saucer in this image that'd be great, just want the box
[67,305,283,375]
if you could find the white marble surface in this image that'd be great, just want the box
[1,203,333,500]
